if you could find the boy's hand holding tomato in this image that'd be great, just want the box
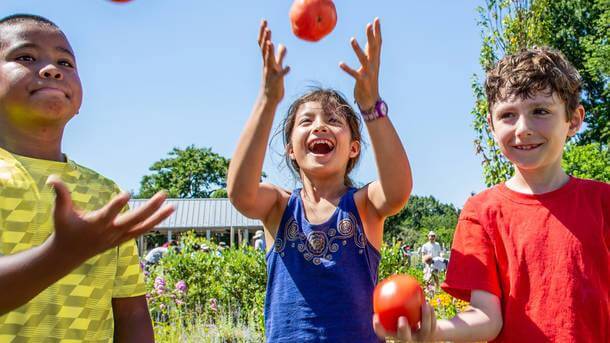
[373,274,437,341]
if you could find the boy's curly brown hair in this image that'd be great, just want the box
[485,47,582,121]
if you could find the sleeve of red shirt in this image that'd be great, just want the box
[441,196,502,302]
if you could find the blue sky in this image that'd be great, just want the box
[3,0,488,207]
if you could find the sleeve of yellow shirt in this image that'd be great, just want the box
[111,190,147,298]
[112,239,147,298]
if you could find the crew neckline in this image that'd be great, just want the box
[497,176,578,204]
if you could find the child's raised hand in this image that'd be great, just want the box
[258,20,290,104]
[373,302,437,342]
[46,175,174,261]
[339,17,382,113]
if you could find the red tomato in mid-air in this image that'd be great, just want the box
[289,0,337,42]
[373,274,424,332]
[109,0,133,3]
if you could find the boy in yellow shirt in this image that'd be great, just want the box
[0,14,174,341]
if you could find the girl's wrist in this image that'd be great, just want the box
[359,98,388,122]
[258,92,281,109]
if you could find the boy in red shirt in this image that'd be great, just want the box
[374,47,609,342]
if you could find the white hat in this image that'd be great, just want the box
[253,230,264,239]
[428,231,436,237]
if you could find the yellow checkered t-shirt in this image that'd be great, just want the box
[0,148,146,342]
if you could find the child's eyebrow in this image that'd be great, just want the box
[529,101,554,107]
[6,42,75,59]
[5,42,37,54]
[298,111,316,118]
[55,46,75,59]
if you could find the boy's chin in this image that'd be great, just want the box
[7,104,75,127]
[510,159,562,174]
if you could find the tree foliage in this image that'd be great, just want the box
[472,0,609,186]
[563,143,610,181]
[385,195,460,249]
[138,145,229,198]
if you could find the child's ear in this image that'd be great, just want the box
[486,113,494,132]
[567,105,585,137]
[286,143,296,160]
[349,140,360,159]
[486,113,501,143]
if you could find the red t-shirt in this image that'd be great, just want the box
[442,177,610,343]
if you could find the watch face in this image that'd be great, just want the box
[377,100,388,116]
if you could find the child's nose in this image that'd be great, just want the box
[515,115,534,137]
[312,120,329,133]
[39,64,63,80]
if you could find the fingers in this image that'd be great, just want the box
[366,22,375,46]
[414,302,436,341]
[258,20,288,77]
[396,316,413,341]
[124,204,175,240]
[259,21,271,49]
[46,175,73,217]
[431,309,437,338]
[374,17,382,44]
[280,65,291,77]
[97,192,131,224]
[339,62,359,79]
[277,44,287,67]
[262,30,271,59]
[420,303,432,336]
[366,18,382,63]
[257,19,267,47]
[276,43,291,76]
[350,37,368,68]
[259,23,272,63]
[265,41,276,68]
[372,314,388,340]
[113,191,167,228]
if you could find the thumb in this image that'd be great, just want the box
[46,175,73,217]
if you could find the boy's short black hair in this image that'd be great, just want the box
[0,14,60,29]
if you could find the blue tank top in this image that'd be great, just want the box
[265,188,382,342]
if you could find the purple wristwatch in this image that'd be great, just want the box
[360,99,388,122]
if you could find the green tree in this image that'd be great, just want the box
[385,195,459,248]
[472,0,609,186]
[137,145,229,198]
[562,143,610,181]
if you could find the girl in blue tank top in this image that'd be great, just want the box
[228,18,412,342]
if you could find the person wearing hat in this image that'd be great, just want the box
[421,231,443,292]
[421,231,442,261]
[253,230,266,252]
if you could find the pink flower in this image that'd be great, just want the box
[154,277,166,294]
[209,298,218,312]
[175,299,184,306]
[175,280,187,294]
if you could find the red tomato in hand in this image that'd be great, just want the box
[289,0,337,42]
[373,274,424,332]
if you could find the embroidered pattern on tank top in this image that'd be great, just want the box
[273,212,367,265]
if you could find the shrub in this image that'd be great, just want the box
[146,233,466,340]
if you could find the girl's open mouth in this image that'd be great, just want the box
[308,138,335,155]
